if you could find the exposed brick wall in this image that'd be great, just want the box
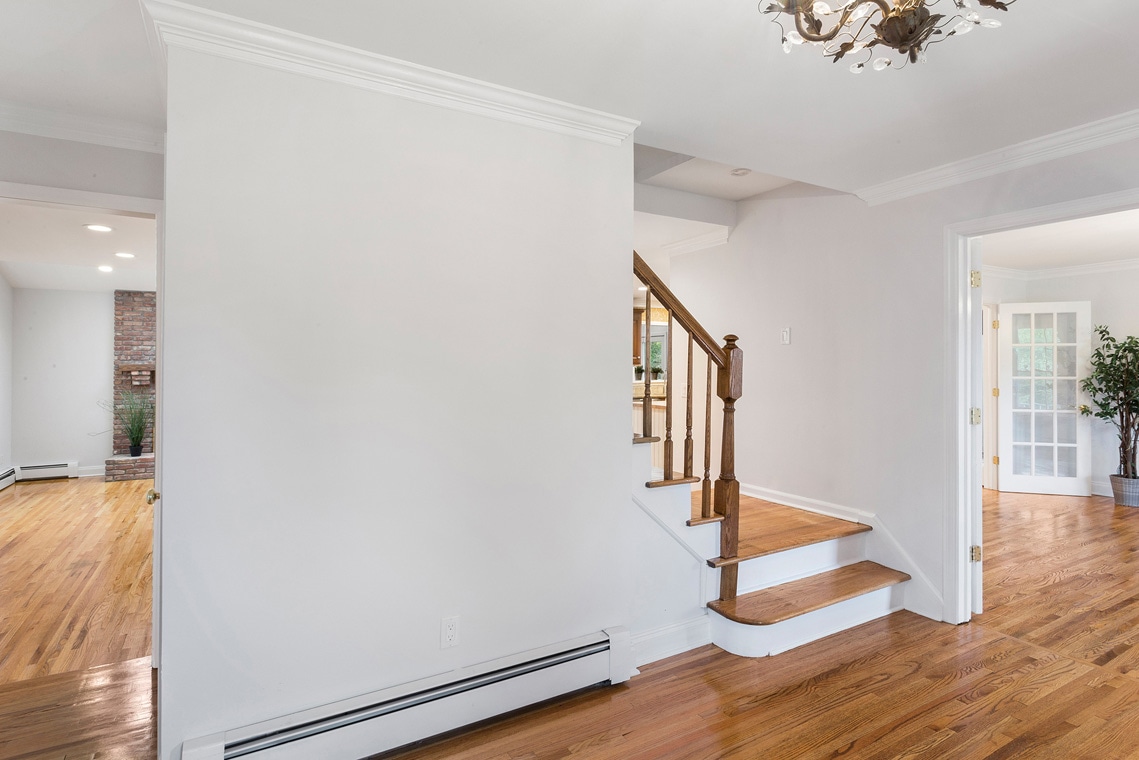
[105,454,155,482]
[107,290,156,482]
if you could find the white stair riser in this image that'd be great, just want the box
[709,583,907,658]
[736,534,868,595]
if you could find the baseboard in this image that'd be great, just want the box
[739,483,944,621]
[78,465,106,478]
[0,468,14,492]
[631,615,711,667]
[1092,478,1113,498]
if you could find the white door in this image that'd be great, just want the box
[997,302,1092,495]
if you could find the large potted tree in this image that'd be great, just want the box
[116,390,154,458]
[1080,325,1139,507]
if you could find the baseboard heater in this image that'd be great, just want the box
[0,468,14,492]
[182,627,633,760]
[14,462,78,481]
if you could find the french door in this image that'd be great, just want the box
[997,301,1092,495]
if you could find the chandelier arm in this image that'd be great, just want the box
[792,0,892,43]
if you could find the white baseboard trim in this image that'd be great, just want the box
[631,615,711,667]
[1092,478,1113,498]
[739,483,944,621]
[78,465,107,478]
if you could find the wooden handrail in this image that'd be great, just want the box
[634,252,727,368]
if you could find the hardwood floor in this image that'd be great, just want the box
[0,477,153,684]
[8,488,1139,759]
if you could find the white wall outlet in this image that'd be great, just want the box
[441,616,460,648]
[780,327,791,345]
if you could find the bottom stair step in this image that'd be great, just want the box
[708,561,911,626]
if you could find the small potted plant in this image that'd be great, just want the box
[651,366,663,379]
[116,390,154,457]
[634,365,645,380]
[1080,325,1139,507]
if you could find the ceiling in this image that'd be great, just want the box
[2,1,1139,288]
[0,200,157,292]
[984,208,1139,273]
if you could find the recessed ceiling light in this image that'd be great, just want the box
[85,224,113,232]
[98,265,113,273]
[115,252,135,259]
[730,168,752,177]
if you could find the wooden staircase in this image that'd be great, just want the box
[632,252,911,658]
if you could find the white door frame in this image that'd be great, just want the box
[945,187,1139,624]
[982,303,998,491]
[0,180,165,665]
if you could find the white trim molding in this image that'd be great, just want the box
[662,228,731,256]
[0,99,165,154]
[983,257,1139,283]
[858,110,1139,206]
[631,616,711,668]
[0,181,163,216]
[141,0,639,147]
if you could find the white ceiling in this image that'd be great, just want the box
[984,208,1139,272]
[0,200,157,292]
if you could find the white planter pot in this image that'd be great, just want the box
[1110,474,1139,507]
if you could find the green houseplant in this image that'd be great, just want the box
[116,390,153,457]
[1080,325,1139,506]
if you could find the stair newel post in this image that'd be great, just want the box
[715,335,743,601]
[642,288,653,439]
[702,359,713,519]
[684,333,694,480]
[663,312,674,477]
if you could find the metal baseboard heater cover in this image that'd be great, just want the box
[182,627,633,760]
[15,462,78,481]
[0,468,14,491]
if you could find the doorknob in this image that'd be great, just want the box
[146,489,161,505]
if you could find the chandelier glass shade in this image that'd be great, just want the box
[762,0,1016,72]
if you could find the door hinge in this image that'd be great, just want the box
[992,455,1000,465]
[970,545,983,563]
[970,270,982,288]
[970,408,982,425]
[992,387,1000,397]
[992,319,999,330]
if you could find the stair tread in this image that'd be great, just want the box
[708,561,911,626]
[646,474,701,489]
[632,436,660,445]
[700,494,871,567]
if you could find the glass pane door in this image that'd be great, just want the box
[998,302,1091,495]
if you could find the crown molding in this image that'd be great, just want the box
[982,257,1139,282]
[857,110,1139,206]
[0,100,165,154]
[662,228,731,256]
[141,0,639,146]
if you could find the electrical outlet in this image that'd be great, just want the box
[780,327,792,345]
[441,616,460,648]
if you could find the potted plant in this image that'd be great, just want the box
[116,390,154,458]
[1080,325,1139,507]
[651,366,663,379]
[634,365,645,380]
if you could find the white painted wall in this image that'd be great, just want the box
[11,289,114,472]
[997,266,1139,494]
[0,130,164,200]
[159,47,632,757]
[0,272,12,472]
[670,140,1139,617]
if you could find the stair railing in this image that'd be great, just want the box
[633,252,743,601]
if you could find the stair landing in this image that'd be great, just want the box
[693,492,871,567]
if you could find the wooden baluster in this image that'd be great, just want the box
[715,335,743,602]
[702,358,713,519]
[684,333,694,480]
[663,312,674,478]
[642,288,653,439]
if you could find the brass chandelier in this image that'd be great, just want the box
[762,0,1016,72]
